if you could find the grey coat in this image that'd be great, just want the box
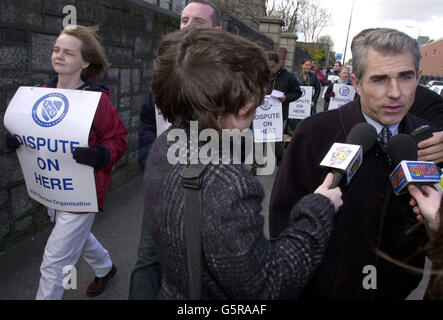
[144,128,335,299]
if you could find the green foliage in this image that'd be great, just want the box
[303,47,325,63]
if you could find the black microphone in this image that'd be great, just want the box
[387,134,417,166]
[387,134,441,194]
[410,124,433,145]
[320,122,377,189]
[410,124,443,176]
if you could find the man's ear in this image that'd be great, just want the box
[351,74,361,95]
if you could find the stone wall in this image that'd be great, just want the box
[223,12,273,51]
[0,0,274,252]
[279,33,297,72]
[0,0,179,252]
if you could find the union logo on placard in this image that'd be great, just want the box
[339,86,350,96]
[260,97,272,111]
[32,93,69,127]
[300,87,306,98]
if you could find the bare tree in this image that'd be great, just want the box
[317,35,334,47]
[265,0,305,33]
[297,0,331,42]
[265,0,331,41]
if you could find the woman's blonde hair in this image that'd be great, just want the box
[61,25,110,80]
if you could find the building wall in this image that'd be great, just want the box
[142,0,185,13]
[0,0,273,253]
[213,0,265,29]
[421,39,443,77]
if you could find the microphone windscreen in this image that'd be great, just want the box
[387,134,418,166]
[346,122,377,154]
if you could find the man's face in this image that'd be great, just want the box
[333,62,340,70]
[180,2,215,29]
[351,47,420,126]
[268,60,279,75]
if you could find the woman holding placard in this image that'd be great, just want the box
[5,25,127,300]
[295,59,322,115]
[285,59,322,137]
[324,66,352,111]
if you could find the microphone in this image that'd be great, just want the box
[387,134,441,195]
[320,122,377,189]
[410,124,433,145]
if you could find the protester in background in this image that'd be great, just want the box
[284,58,321,139]
[295,58,321,115]
[146,27,343,299]
[267,53,302,122]
[129,0,222,300]
[270,28,434,300]
[5,25,127,299]
[265,52,302,166]
[312,61,325,85]
[323,66,352,111]
[137,90,157,170]
[324,61,342,86]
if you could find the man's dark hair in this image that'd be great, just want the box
[267,53,280,63]
[187,0,222,27]
[152,27,270,132]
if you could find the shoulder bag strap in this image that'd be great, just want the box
[179,163,208,300]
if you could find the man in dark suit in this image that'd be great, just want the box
[269,28,435,299]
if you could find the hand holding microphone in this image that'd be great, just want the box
[407,184,441,232]
[314,172,343,213]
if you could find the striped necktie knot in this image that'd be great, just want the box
[378,127,392,145]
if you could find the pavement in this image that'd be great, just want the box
[0,169,277,300]
[0,93,431,300]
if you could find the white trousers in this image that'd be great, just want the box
[36,209,113,300]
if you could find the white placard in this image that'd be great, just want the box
[288,86,313,119]
[270,89,284,99]
[329,84,355,110]
[155,105,171,136]
[253,95,283,142]
[328,75,339,82]
[3,87,100,212]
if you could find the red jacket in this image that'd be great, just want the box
[45,78,128,211]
